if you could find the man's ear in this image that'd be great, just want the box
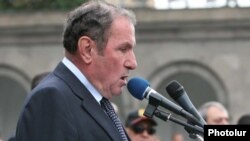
[78,36,94,64]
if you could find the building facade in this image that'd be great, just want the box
[1,6,250,141]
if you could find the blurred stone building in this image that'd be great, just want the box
[1,1,250,140]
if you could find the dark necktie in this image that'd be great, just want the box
[101,98,128,141]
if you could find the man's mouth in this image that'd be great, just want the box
[121,76,128,83]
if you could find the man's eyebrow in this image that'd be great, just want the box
[119,41,135,48]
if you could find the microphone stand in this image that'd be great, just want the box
[143,97,204,141]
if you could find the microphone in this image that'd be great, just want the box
[127,77,203,127]
[166,80,206,126]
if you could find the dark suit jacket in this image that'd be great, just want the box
[16,62,130,141]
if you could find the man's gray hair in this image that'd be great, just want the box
[198,101,228,121]
[63,0,136,54]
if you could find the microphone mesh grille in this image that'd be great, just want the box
[166,80,183,100]
[127,77,150,100]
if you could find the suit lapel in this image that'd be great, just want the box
[53,62,122,141]
[81,95,122,141]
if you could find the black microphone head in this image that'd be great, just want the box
[166,80,184,100]
[127,77,150,100]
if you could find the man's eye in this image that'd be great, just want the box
[120,48,127,52]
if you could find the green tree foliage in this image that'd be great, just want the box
[0,0,87,11]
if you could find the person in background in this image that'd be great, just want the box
[7,136,15,141]
[198,101,229,125]
[171,132,185,141]
[237,114,250,125]
[125,109,160,141]
[31,71,50,89]
[15,0,137,141]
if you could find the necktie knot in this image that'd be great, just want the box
[100,98,114,113]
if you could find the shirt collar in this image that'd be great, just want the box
[62,57,102,104]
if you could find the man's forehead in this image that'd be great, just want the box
[208,106,228,117]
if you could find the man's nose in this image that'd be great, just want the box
[125,51,137,70]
